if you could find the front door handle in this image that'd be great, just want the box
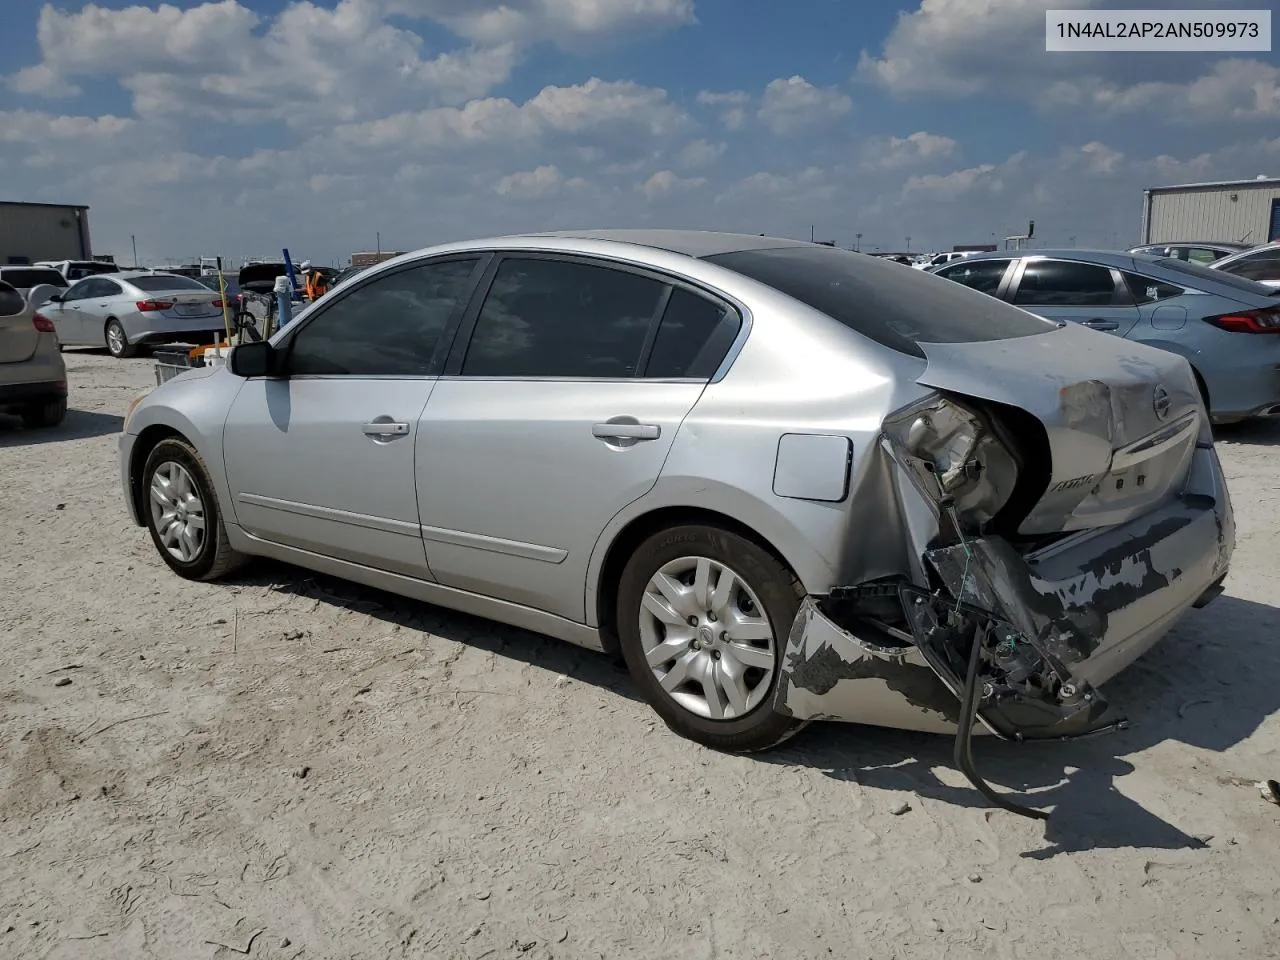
[1082,318,1119,331]
[592,421,661,441]
[362,420,410,438]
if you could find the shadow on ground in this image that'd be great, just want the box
[0,409,124,447]
[1215,418,1280,447]
[228,564,1280,859]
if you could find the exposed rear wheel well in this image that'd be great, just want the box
[594,506,797,656]
[128,425,185,525]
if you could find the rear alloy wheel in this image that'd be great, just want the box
[142,437,246,581]
[616,524,805,753]
[20,397,67,429]
[105,318,137,358]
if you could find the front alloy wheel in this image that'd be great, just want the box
[149,460,207,563]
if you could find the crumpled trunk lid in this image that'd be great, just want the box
[916,324,1203,535]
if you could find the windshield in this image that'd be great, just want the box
[703,246,1057,359]
[1154,257,1280,297]
[130,274,210,292]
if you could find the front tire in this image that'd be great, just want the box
[20,397,67,429]
[616,524,805,753]
[142,437,246,581]
[105,318,138,358]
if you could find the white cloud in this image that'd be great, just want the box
[7,0,519,123]
[639,170,706,199]
[903,162,999,200]
[676,138,726,168]
[864,131,956,169]
[378,0,697,50]
[496,164,567,198]
[0,109,135,143]
[756,76,852,134]
[1045,59,1280,121]
[696,89,751,130]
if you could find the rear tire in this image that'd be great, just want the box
[141,437,247,581]
[105,318,138,358]
[20,397,67,429]
[616,524,805,753]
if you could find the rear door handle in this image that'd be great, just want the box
[362,420,410,438]
[592,421,661,441]
[1082,319,1119,331]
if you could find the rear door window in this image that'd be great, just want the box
[1012,260,1119,306]
[460,257,665,378]
[704,246,1054,359]
[642,286,741,379]
[935,259,1011,295]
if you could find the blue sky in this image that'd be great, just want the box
[1,0,1277,265]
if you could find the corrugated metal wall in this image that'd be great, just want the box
[1147,184,1280,245]
[0,204,91,264]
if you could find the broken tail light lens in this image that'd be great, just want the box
[32,312,55,333]
[1203,306,1280,334]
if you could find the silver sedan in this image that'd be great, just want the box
[41,271,232,357]
[119,230,1235,816]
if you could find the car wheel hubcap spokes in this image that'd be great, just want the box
[149,461,207,562]
[108,326,123,352]
[638,556,776,720]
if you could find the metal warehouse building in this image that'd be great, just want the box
[0,201,93,265]
[1140,176,1280,246]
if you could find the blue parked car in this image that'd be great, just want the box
[930,249,1280,424]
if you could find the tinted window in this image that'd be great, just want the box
[0,268,67,288]
[937,259,1010,295]
[1122,272,1184,304]
[65,262,117,280]
[1186,247,1225,265]
[1160,257,1280,296]
[61,280,92,301]
[288,257,479,376]
[0,281,23,317]
[644,287,741,379]
[1012,260,1117,306]
[462,258,664,378]
[130,275,209,292]
[96,279,123,297]
[1217,248,1280,282]
[705,246,1054,358]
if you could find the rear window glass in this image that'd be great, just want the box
[0,268,67,288]
[703,246,1056,358]
[0,282,24,317]
[1155,256,1279,297]
[130,275,210,292]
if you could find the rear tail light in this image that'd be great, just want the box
[212,299,226,308]
[32,312,55,333]
[136,299,174,312]
[1204,306,1280,334]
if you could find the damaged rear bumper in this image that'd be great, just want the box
[773,443,1235,739]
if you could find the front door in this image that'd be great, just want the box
[416,255,736,622]
[44,278,93,344]
[1009,258,1141,338]
[221,255,484,577]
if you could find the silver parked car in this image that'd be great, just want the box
[0,279,68,428]
[40,271,231,358]
[1127,241,1251,265]
[931,249,1280,423]
[1209,241,1280,288]
[119,231,1235,812]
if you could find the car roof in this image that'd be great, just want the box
[516,229,819,259]
[1133,240,1250,249]
[958,248,1138,266]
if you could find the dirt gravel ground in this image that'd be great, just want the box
[2,351,1280,960]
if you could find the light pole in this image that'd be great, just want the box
[131,234,138,268]
[854,232,862,252]
[905,235,911,252]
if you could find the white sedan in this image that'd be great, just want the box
[38,271,232,357]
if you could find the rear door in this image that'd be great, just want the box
[77,277,123,343]
[0,283,37,364]
[415,254,725,622]
[1008,258,1141,337]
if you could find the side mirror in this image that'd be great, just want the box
[228,340,281,378]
